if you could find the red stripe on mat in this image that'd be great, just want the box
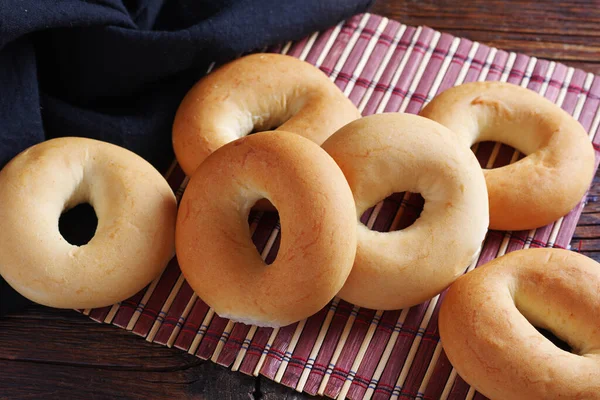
[280,306,330,388]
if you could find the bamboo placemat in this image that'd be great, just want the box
[79,13,600,400]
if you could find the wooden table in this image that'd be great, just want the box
[2,1,600,399]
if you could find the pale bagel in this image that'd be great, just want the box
[322,113,489,310]
[0,137,177,309]
[439,248,600,400]
[172,53,361,176]
[420,81,595,230]
[176,131,357,327]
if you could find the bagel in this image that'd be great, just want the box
[176,131,357,327]
[0,137,177,309]
[420,81,595,231]
[172,53,361,177]
[321,113,489,310]
[439,248,600,400]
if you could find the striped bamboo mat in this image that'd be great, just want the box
[79,13,600,400]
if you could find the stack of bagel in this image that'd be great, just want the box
[0,53,598,399]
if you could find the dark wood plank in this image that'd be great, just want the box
[258,376,313,400]
[577,212,600,226]
[0,308,258,400]
[0,360,256,400]
[372,0,600,75]
[571,175,600,256]
[574,225,600,239]
[0,308,192,369]
[580,200,600,213]
[3,2,600,399]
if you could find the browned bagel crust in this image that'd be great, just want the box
[176,131,357,327]
[0,137,177,309]
[420,81,595,230]
[439,248,600,400]
[322,113,489,310]
[172,53,361,177]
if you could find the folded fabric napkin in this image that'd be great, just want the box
[0,0,374,316]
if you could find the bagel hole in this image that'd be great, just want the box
[247,114,295,136]
[244,101,303,136]
[360,192,425,232]
[59,203,98,246]
[472,141,524,169]
[535,327,573,353]
[248,201,280,265]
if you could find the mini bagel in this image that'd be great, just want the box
[439,248,600,400]
[176,131,357,327]
[420,81,595,231]
[172,53,361,176]
[321,113,489,310]
[0,137,177,309]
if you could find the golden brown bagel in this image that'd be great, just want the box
[176,131,357,327]
[420,81,595,231]
[322,113,489,310]
[0,137,177,309]
[172,53,361,176]
[439,248,600,400]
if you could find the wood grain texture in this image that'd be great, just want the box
[0,308,258,400]
[2,1,600,399]
[371,0,600,74]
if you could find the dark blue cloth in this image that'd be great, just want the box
[0,0,373,316]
